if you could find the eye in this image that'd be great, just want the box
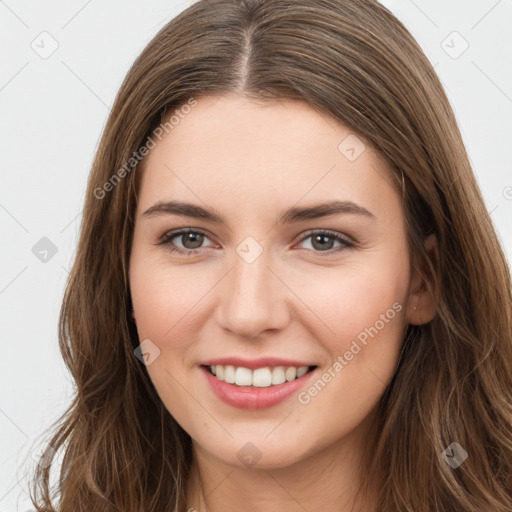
[156,228,214,255]
[296,230,354,255]
[156,228,354,256]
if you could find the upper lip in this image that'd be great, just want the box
[200,357,316,370]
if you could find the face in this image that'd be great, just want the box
[129,93,429,470]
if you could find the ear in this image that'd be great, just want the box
[406,233,439,325]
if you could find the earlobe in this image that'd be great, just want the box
[406,233,439,326]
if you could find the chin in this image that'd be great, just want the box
[193,432,318,471]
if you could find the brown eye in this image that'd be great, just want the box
[177,232,205,250]
[158,229,214,255]
[311,234,336,251]
[298,230,354,254]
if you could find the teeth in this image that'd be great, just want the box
[208,364,311,388]
[253,368,272,387]
[235,367,252,386]
[296,366,308,378]
[271,366,286,385]
[224,365,235,384]
[285,367,297,381]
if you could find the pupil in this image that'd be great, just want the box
[313,235,333,251]
[184,233,203,249]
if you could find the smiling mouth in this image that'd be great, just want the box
[202,364,317,388]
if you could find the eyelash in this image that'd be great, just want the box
[155,228,355,256]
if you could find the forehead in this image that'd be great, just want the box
[136,94,400,222]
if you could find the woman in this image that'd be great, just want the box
[29,0,512,510]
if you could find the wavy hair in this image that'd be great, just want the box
[29,0,512,510]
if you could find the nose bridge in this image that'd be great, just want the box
[231,248,271,300]
[216,240,289,337]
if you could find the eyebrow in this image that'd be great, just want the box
[142,199,375,224]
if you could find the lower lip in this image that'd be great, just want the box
[201,366,316,410]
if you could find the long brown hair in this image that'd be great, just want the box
[28,0,512,510]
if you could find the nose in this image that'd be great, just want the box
[215,247,292,339]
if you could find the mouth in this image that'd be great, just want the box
[201,364,317,388]
[199,360,319,410]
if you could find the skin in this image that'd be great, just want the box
[129,93,437,512]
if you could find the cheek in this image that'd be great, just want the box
[293,258,409,354]
[293,275,407,435]
[129,248,214,349]
[129,254,205,424]
[293,254,409,419]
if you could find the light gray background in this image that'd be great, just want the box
[1,1,511,510]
